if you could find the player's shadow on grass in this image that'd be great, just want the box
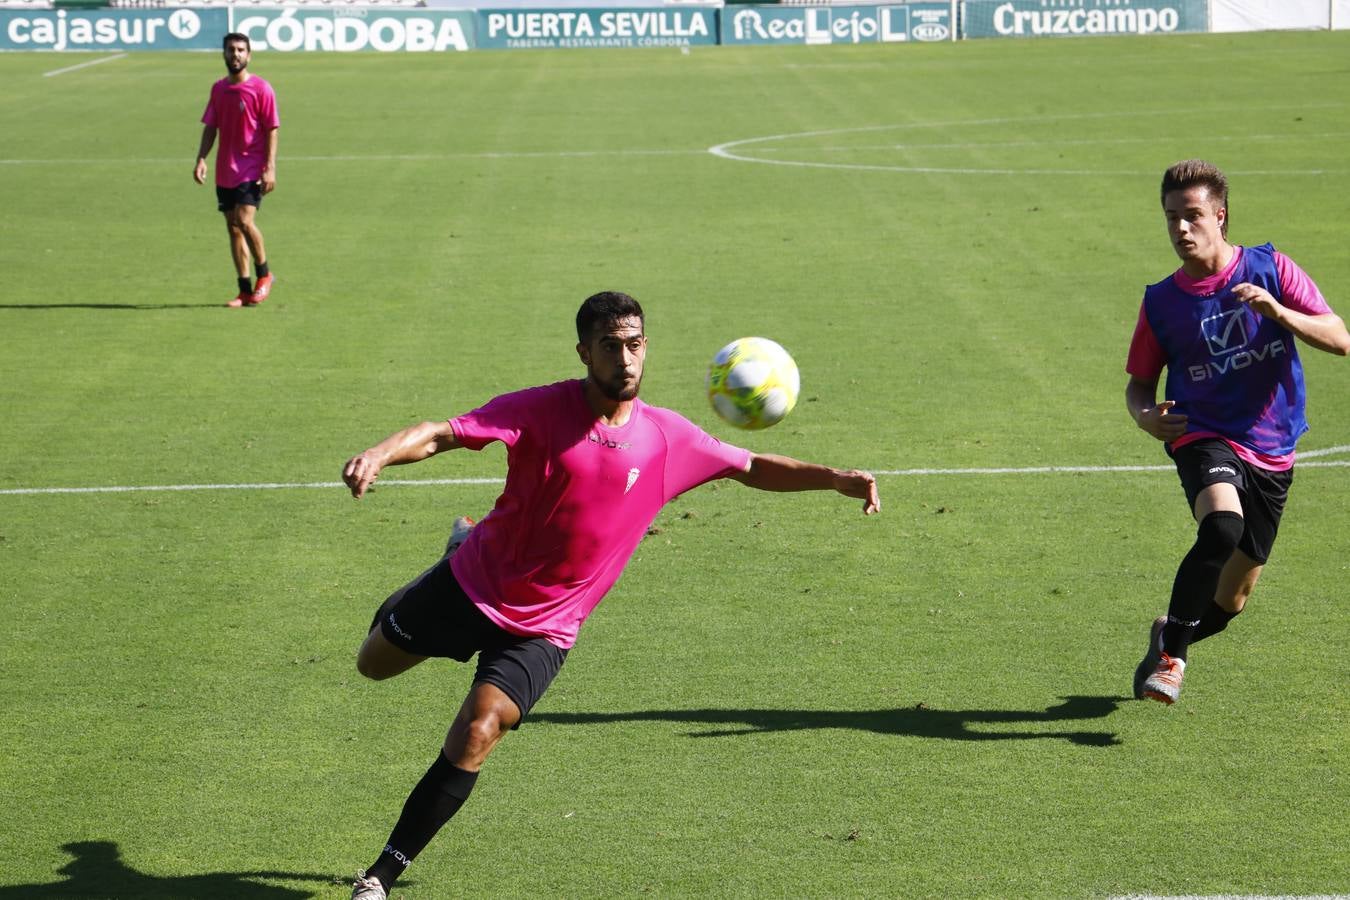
[0,303,220,310]
[534,695,1127,747]
[0,840,336,899]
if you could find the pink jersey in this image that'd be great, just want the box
[448,379,752,649]
[1126,246,1332,470]
[201,75,279,188]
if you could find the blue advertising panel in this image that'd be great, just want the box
[477,7,717,49]
[960,0,1207,38]
[1,8,229,51]
[228,8,475,51]
[722,3,953,46]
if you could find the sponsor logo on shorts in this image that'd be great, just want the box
[1208,465,1237,477]
[387,613,412,641]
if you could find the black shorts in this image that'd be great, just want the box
[370,561,567,725]
[1170,438,1293,564]
[216,181,263,212]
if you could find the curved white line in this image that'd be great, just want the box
[708,113,1349,176]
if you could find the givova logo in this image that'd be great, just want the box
[1200,308,1248,356]
[1189,309,1288,383]
[236,10,470,52]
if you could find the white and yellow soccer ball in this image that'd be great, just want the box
[706,337,800,430]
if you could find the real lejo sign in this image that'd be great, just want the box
[722,3,953,46]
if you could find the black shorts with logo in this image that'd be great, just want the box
[370,561,567,725]
[1169,438,1293,564]
[216,180,263,212]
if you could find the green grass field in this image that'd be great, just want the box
[3,29,1349,899]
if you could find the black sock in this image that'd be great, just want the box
[1190,602,1239,645]
[256,261,269,279]
[1162,511,1244,661]
[367,752,478,889]
[238,277,252,295]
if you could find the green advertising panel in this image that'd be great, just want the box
[0,7,229,51]
[228,8,475,52]
[960,0,1207,39]
[476,8,718,49]
[723,2,953,46]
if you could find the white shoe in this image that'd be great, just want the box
[446,515,476,556]
[351,871,387,900]
[1142,653,1186,705]
[1132,616,1167,700]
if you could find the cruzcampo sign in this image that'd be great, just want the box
[960,0,1207,39]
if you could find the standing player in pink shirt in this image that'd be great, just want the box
[340,292,880,900]
[193,33,279,308]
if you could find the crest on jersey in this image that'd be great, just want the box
[625,468,640,494]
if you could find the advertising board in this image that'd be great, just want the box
[723,3,954,45]
[477,7,717,48]
[230,8,475,52]
[960,0,1207,38]
[1,8,228,51]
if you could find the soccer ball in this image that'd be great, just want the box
[706,337,800,430]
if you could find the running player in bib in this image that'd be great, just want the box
[1125,160,1349,705]
[341,291,880,899]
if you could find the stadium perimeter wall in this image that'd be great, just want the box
[2,0,1346,51]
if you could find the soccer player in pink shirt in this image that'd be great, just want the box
[1125,160,1349,705]
[193,33,278,308]
[340,292,880,900]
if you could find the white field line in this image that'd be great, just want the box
[42,53,127,78]
[2,453,1347,497]
[1299,443,1350,458]
[1111,895,1350,899]
[750,131,1350,153]
[708,126,1347,176]
[706,107,1350,176]
[0,149,707,166]
[6,104,1346,168]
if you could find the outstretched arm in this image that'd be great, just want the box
[1231,282,1350,356]
[342,420,461,499]
[729,453,880,515]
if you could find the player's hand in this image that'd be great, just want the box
[1231,282,1283,321]
[260,168,276,194]
[193,159,207,185]
[1136,400,1187,442]
[342,452,384,499]
[834,469,880,515]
